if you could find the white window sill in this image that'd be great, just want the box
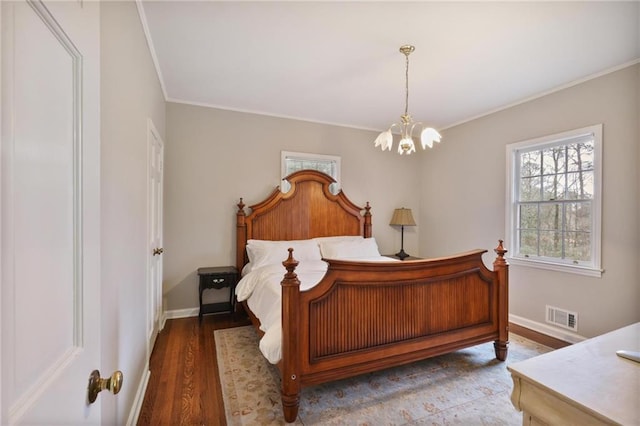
[507,257,603,278]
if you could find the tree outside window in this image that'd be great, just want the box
[506,125,602,277]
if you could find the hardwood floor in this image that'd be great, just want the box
[137,317,566,425]
[137,313,250,426]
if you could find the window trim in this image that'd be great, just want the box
[505,124,603,277]
[281,151,341,194]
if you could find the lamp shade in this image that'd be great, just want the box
[389,208,416,226]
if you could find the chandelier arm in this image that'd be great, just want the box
[409,121,424,137]
[400,122,410,139]
[389,122,401,133]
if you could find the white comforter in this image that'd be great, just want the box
[236,257,395,364]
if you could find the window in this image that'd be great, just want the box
[281,151,341,194]
[506,125,602,277]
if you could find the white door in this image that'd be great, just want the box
[1,0,105,423]
[147,119,164,354]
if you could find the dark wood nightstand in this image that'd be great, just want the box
[197,266,238,322]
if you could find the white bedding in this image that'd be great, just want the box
[236,256,396,364]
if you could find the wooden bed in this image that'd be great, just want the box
[235,170,509,423]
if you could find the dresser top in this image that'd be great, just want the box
[508,322,640,425]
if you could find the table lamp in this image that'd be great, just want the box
[389,208,416,260]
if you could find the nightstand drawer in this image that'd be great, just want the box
[200,273,234,290]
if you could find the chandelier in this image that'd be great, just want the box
[374,45,442,155]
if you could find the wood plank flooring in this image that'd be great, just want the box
[137,316,564,425]
[137,313,250,426]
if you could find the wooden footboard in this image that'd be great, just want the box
[279,242,509,422]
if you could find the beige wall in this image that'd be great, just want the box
[101,2,166,424]
[421,64,639,338]
[163,103,421,310]
[163,63,638,340]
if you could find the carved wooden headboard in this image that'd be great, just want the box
[236,170,372,271]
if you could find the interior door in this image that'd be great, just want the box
[147,119,164,353]
[1,0,103,423]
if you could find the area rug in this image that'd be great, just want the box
[215,326,551,425]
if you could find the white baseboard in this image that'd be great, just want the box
[164,307,199,320]
[159,311,167,331]
[126,366,150,426]
[510,314,586,344]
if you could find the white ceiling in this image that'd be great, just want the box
[139,1,639,132]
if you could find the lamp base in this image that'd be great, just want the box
[395,249,410,260]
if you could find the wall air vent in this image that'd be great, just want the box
[546,305,578,332]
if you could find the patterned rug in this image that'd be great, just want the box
[215,326,551,425]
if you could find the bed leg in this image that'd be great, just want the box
[281,249,301,423]
[493,240,509,362]
[494,339,508,361]
[282,392,300,423]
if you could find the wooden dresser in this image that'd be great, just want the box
[508,322,639,425]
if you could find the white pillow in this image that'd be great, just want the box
[319,237,381,259]
[246,239,322,269]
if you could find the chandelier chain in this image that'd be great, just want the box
[404,51,410,117]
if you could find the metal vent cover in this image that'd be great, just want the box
[546,305,578,331]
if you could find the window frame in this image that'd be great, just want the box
[281,151,341,194]
[505,124,603,277]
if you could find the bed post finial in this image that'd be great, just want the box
[281,248,301,422]
[493,239,509,361]
[236,198,248,272]
[283,248,299,275]
[364,202,372,238]
[494,239,507,264]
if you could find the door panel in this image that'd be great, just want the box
[147,119,164,352]
[13,1,77,398]
[1,0,101,423]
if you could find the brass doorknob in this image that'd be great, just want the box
[88,370,123,403]
[152,247,164,256]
